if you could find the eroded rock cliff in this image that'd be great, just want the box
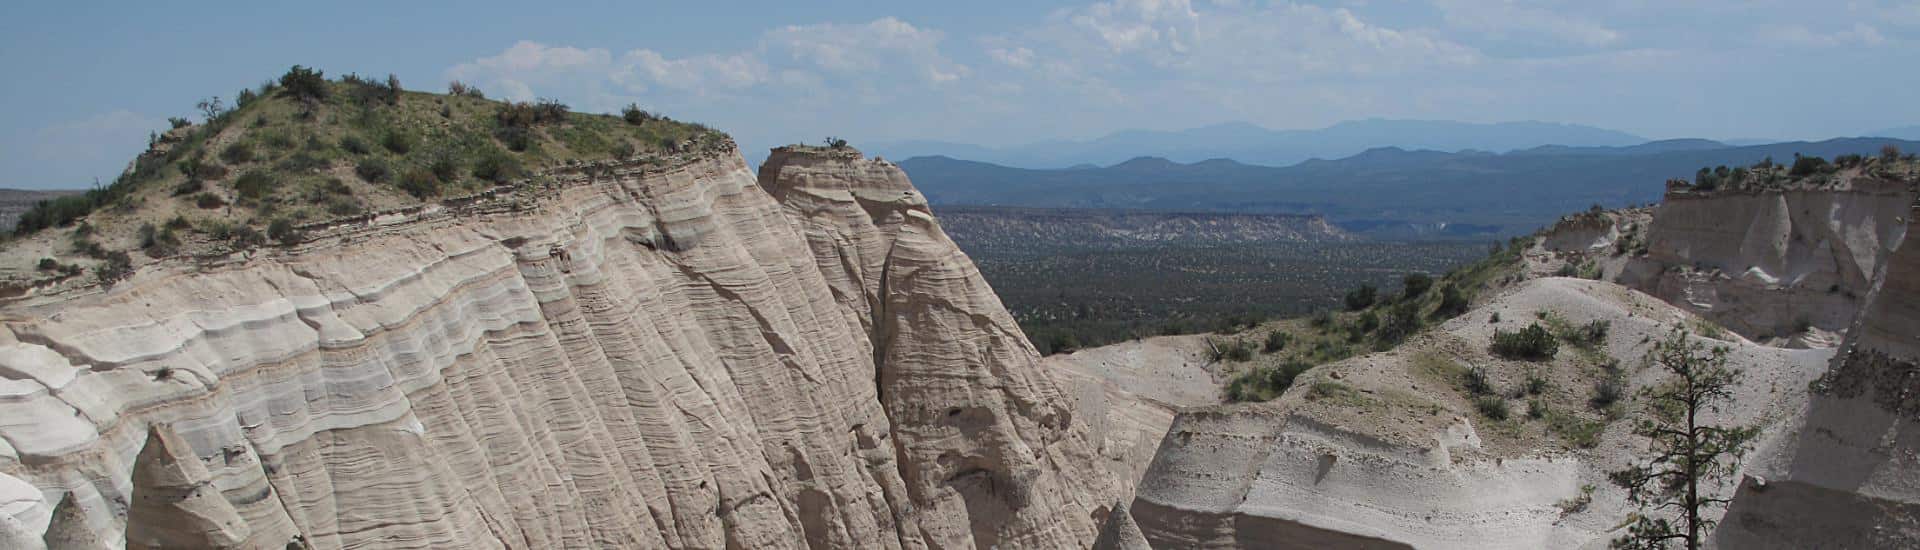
[1716,199,1920,548]
[1619,175,1915,346]
[0,145,1116,548]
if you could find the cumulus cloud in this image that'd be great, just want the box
[446,17,964,112]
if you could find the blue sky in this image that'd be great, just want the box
[3,0,1918,189]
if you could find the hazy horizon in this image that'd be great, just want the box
[3,0,1918,189]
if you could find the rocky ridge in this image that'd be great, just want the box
[0,144,1122,548]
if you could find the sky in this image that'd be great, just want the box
[3,0,1918,189]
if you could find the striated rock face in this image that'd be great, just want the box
[1619,178,1915,345]
[0,146,1115,548]
[760,146,1119,548]
[1717,201,1920,548]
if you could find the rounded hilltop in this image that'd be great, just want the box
[1,65,729,294]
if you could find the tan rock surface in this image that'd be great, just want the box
[0,145,1118,548]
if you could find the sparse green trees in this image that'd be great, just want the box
[1608,330,1758,550]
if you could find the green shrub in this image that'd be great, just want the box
[381,132,414,154]
[1463,365,1495,395]
[1402,273,1433,299]
[1590,376,1625,410]
[1376,300,1423,345]
[37,258,59,270]
[94,251,133,284]
[1548,411,1604,448]
[1344,283,1378,311]
[231,226,265,248]
[275,151,328,173]
[195,193,226,209]
[1789,154,1831,177]
[325,195,364,217]
[428,154,461,182]
[1435,284,1470,318]
[472,151,524,183]
[278,65,329,101]
[1491,323,1559,360]
[321,178,352,196]
[448,80,485,99]
[1309,309,1335,331]
[495,126,535,152]
[180,153,230,180]
[267,218,301,245]
[1559,319,1610,349]
[14,194,97,234]
[1528,399,1548,419]
[138,223,181,257]
[355,159,393,183]
[233,171,274,199]
[1263,330,1289,353]
[621,103,654,125]
[1225,360,1314,402]
[341,135,372,155]
[397,168,441,199]
[172,179,205,197]
[1522,368,1550,395]
[1474,396,1510,420]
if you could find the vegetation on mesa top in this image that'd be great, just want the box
[12,65,726,239]
[1674,145,1915,193]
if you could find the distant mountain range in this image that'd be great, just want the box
[871,119,1649,168]
[1875,126,1920,140]
[901,137,1920,239]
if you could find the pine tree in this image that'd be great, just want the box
[1608,330,1758,550]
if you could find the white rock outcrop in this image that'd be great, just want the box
[1619,177,1915,344]
[0,145,1117,548]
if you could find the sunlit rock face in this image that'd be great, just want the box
[1619,177,1915,346]
[0,145,1117,549]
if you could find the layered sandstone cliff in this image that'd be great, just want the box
[1619,175,1915,345]
[0,145,1117,548]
